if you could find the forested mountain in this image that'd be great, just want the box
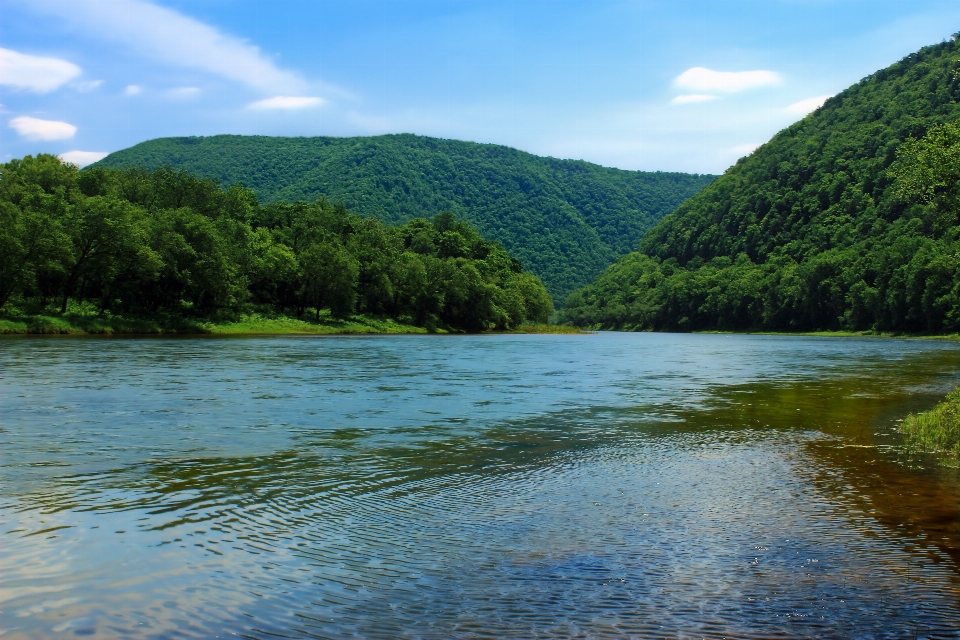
[92,134,715,300]
[562,34,960,333]
[0,155,553,332]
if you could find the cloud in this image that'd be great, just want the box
[786,94,832,115]
[675,67,780,93]
[167,86,200,99]
[671,94,718,105]
[124,84,142,96]
[0,47,81,93]
[59,150,108,167]
[731,143,760,155]
[73,79,103,93]
[9,116,77,140]
[29,0,307,94]
[248,96,325,110]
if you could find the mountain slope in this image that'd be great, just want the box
[92,134,714,300]
[562,34,960,332]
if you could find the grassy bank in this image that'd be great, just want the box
[0,311,430,336]
[900,389,960,460]
[0,312,582,336]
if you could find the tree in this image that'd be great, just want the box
[300,241,360,319]
[57,196,146,313]
[892,121,960,229]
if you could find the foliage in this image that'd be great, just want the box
[0,155,554,332]
[562,35,960,332]
[893,121,960,216]
[91,134,715,300]
[901,388,960,459]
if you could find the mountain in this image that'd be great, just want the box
[561,34,960,333]
[92,134,715,301]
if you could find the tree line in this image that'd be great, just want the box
[92,133,715,300]
[0,154,553,332]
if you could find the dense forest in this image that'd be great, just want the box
[562,35,960,333]
[92,134,715,301]
[0,154,554,332]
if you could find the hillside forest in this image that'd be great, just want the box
[561,35,960,333]
[92,134,715,301]
[0,155,553,332]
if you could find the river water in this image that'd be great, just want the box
[2,332,960,638]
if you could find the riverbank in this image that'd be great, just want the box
[694,329,960,341]
[0,312,581,336]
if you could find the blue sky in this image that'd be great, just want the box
[2,0,959,174]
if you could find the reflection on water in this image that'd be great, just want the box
[2,333,960,638]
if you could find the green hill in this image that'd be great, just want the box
[562,34,960,333]
[92,134,714,301]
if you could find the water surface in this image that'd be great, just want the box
[2,332,960,638]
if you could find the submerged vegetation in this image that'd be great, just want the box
[901,388,960,460]
[562,35,960,333]
[92,133,716,300]
[0,154,555,334]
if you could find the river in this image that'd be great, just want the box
[2,332,960,638]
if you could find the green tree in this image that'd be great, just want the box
[300,241,360,319]
[57,196,146,314]
[893,121,960,229]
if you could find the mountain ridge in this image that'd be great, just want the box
[92,133,715,301]
[562,34,960,332]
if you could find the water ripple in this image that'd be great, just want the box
[3,333,960,638]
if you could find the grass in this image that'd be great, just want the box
[900,388,960,460]
[0,310,430,336]
[497,323,584,334]
[0,313,196,335]
[0,309,582,336]
[202,313,429,335]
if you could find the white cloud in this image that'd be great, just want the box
[9,116,77,140]
[124,84,142,96]
[29,0,307,94]
[0,47,81,93]
[731,143,760,155]
[73,79,103,92]
[59,150,108,167]
[167,86,200,99]
[675,67,780,93]
[248,96,325,110]
[671,94,718,105]
[786,94,832,115]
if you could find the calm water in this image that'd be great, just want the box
[3,333,960,638]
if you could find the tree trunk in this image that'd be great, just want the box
[61,268,81,314]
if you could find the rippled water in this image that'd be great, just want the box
[3,333,960,638]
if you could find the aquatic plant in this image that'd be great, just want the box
[901,388,960,458]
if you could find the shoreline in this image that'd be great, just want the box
[0,313,583,337]
[693,329,960,341]
[7,314,955,340]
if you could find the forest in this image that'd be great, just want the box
[561,35,960,333]
[0,154,553,333]
[92,133,715,300]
